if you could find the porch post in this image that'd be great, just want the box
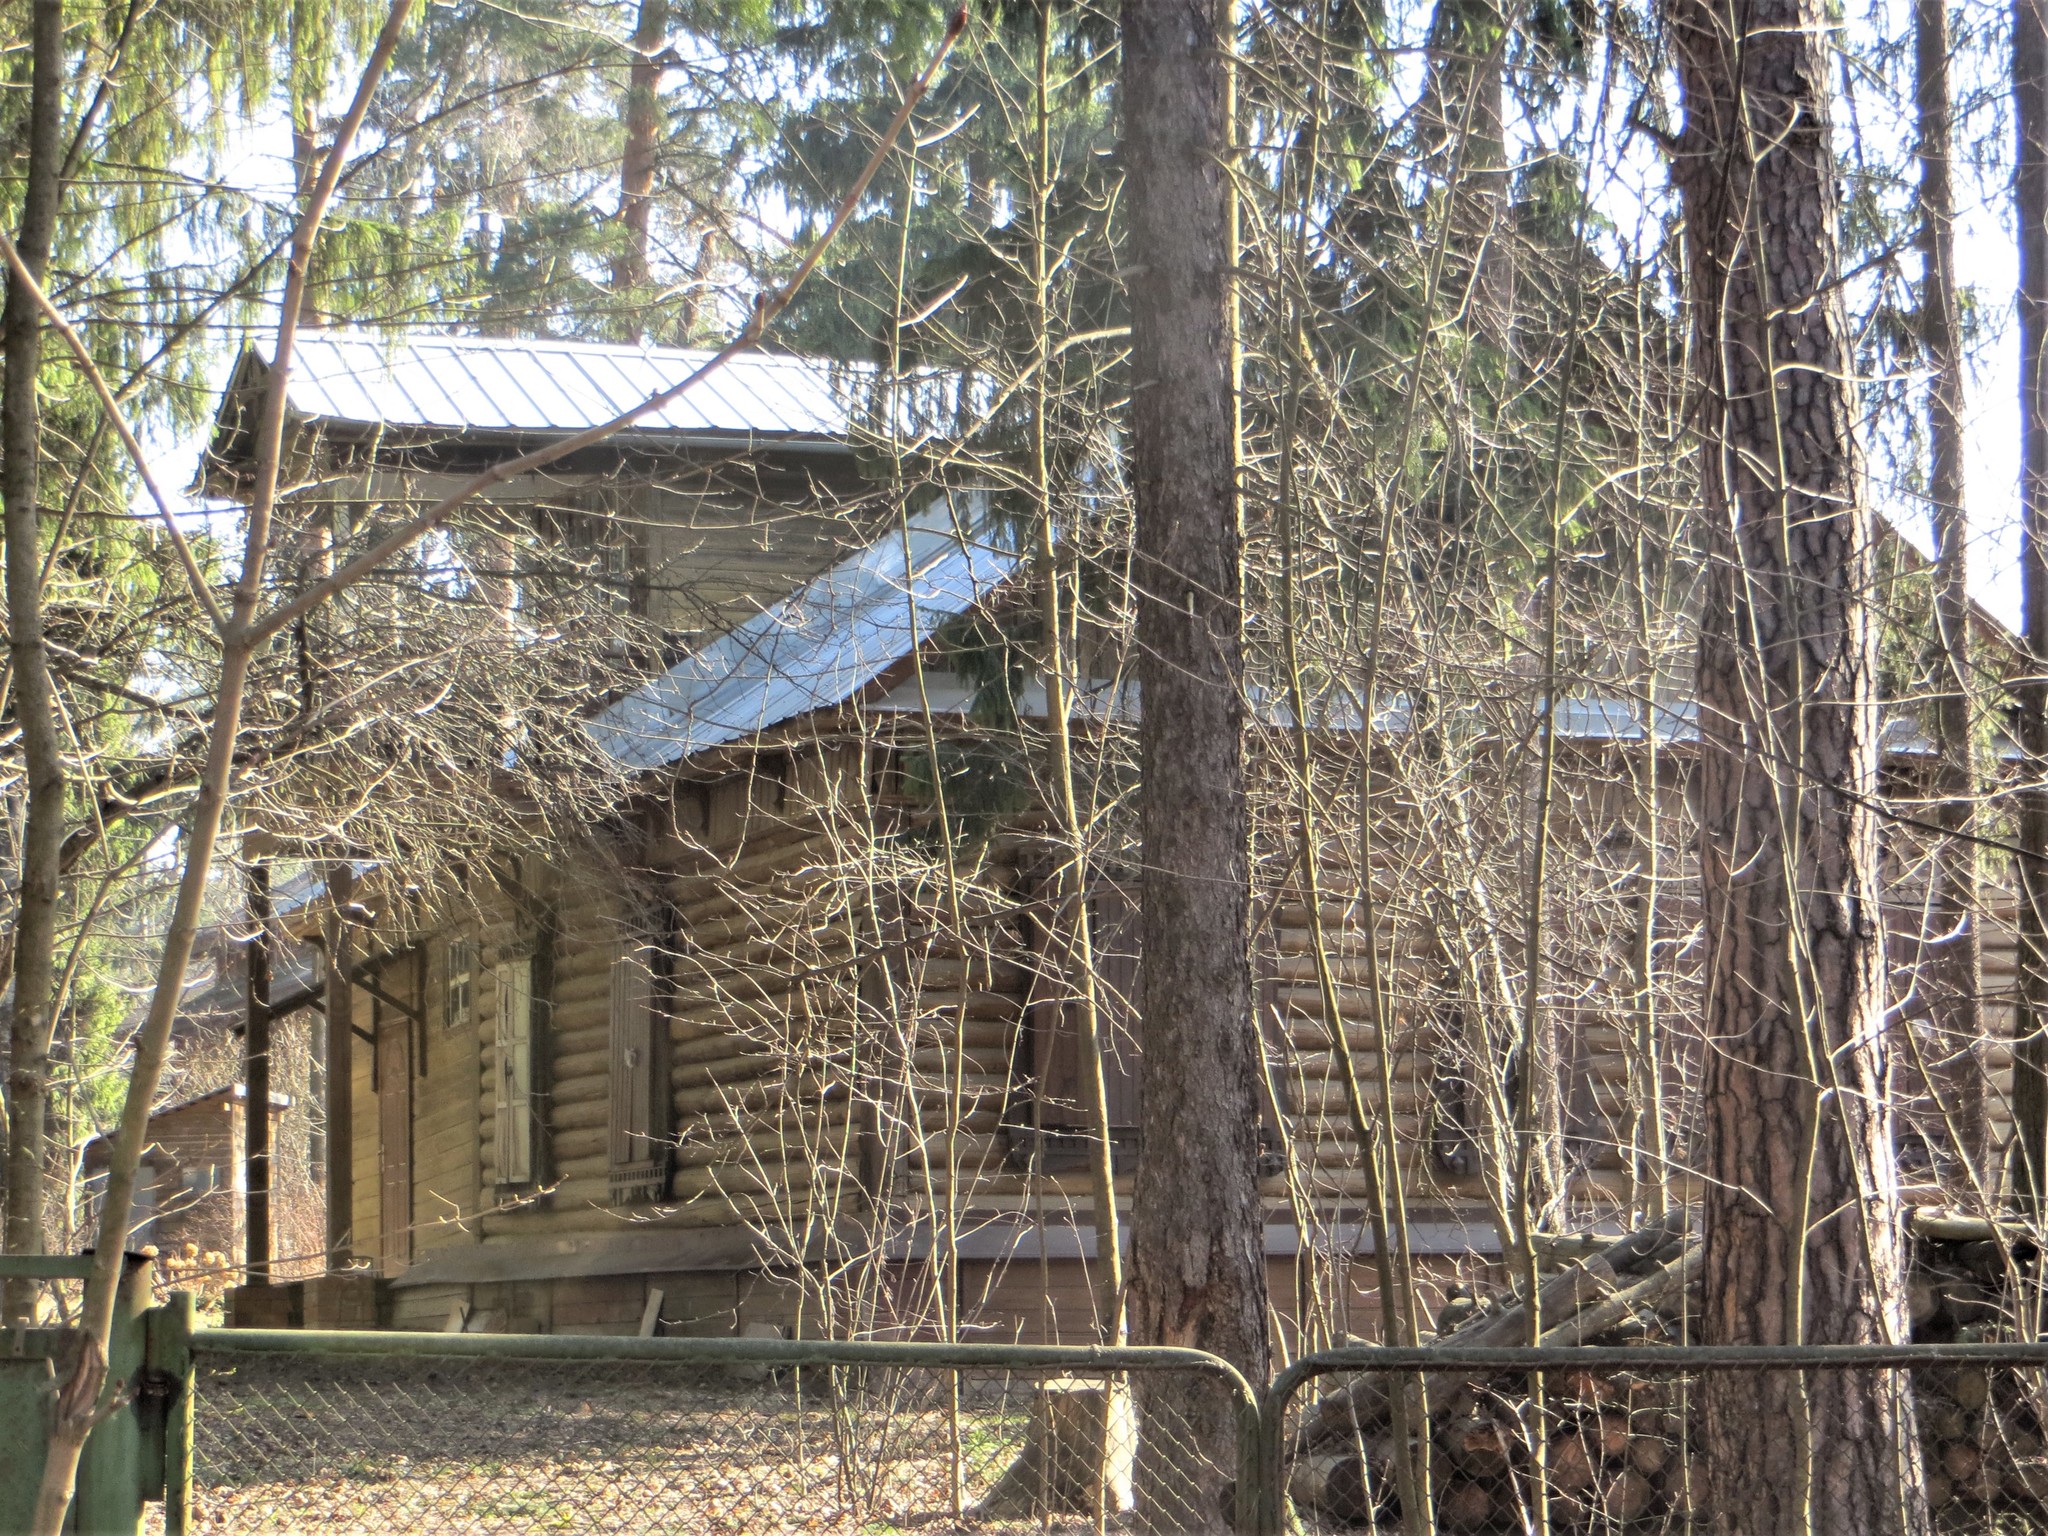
[244,860,271,1285]
[323,864,355,1269]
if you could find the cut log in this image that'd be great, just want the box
[1548,1430,1596,1497]
[1436,1475,1500,1531]
[1599,1467,1658,1523]
[1910,1277,1941,1329]
[1952,1365,1992,1412]
[1921,1400,1969,1443]
[1941,1439,1992,1503]
[1299,1209,1690,1451]
[2005,1455,2048,1507]
[1539,1245,1701,1348]
[1924,1468,1954,1511]
[1440,1414,1513,1480]
[1285,1451,1382,1526]
[1626,1419,1674,1478]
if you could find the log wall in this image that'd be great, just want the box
[328,731,2018,1341]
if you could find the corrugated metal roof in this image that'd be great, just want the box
[587,497,1021,769]
[266,331,877,446]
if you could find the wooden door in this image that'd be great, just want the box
[376,986,414,1273]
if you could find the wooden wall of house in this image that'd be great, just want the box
[335,727,2019,1338]
[638,483,861,645]
[650,740,1033,1242]
[416,936,483,1260]
[307,465,870,654]
[347,971,374,1271]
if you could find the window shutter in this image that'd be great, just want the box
[493,957,534,1184]
[607,948,666,1204]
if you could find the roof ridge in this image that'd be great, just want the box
[290,328,863,369]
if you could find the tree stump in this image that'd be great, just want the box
[976,1376,1136,1518]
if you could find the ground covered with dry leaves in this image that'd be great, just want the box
[178,1354,1155,1534]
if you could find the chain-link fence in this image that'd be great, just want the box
[21,1281,2048,1536]
[1265,1343,2048,1533]
[181,1333,1255,1534]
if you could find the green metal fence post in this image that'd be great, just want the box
[1236,1384,1286,1536]
[145,1292,195,1534]
[1237,1380,1282,1535]
[73,1252,153,1535]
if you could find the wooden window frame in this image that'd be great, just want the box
[1011,874,1145,1174]
[444,935,476,1036]
[492,954,539,1188]
[606,920,672,1205]
[1009,869,1293,1176]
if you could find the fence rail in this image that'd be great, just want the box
[11,1248,2048,1536]
[1265,1341,2048,1534]
[179,1326,1257,1534]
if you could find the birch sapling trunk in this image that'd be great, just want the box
[1664,0,1929,1524]
[2,0,72,1323]
[1122,1,1271,1527]
[25,8,417,1526]
[2010,0,2048,1216]
[1917,0,1987,1175]
[21,12,965,1524]
[1030,3,1124,1344]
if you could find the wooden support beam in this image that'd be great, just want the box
[351,968,424,1028]
[258,980,325,1020]
[244,862,272,1286]
[323,866,356,1270]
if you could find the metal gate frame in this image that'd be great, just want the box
[13,1244,2048,1536]
[167,1317,1263,1533]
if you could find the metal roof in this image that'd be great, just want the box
[587,497,1022,770]
[253,331,878,447]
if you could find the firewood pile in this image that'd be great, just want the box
[1287,1208,2045,1530]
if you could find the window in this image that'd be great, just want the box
[445,937,475,1035]
[1012,878,1144,1173]
[1010,874,1291,1176]
[607,943,669,1205]
[535,501,641,616]
[493,956,536,1185]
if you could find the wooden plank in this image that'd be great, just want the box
[639,1288,665,1338]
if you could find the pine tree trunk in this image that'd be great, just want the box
[1423,0,1514,359]
[2,0,69,1320]
[2008,0,2048,1216]
[1663,0,1929,1525]
[1120,2,1270,1529]
[1916,0,1986,1174]
[614,0,668,339]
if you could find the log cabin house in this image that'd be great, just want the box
[198,331,2018,1345]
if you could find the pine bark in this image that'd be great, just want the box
[615,0,668,339]
[1916,0,1986,1172]
[2009,0,2048,1215]
[1663,0,1928,1525]
[1423,0,1514,358]
[2,0,69,1315]
[1121,1,1270,1528]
